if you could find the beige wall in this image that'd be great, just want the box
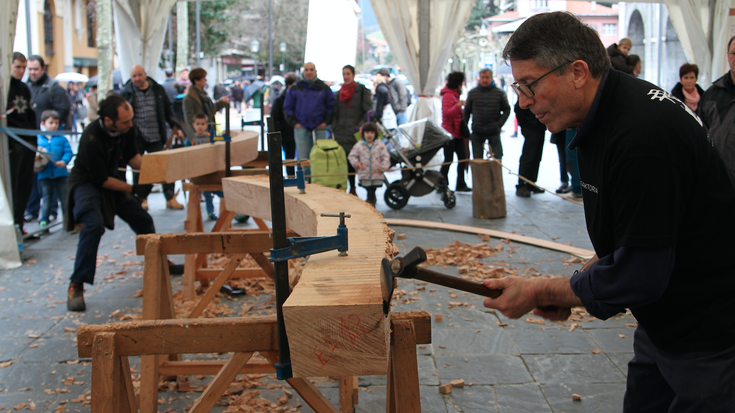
[36,0,98,78]
[71,0,97,59]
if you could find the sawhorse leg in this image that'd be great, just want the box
[386,319,421,413]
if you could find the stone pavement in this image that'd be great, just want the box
[0,128,637,412]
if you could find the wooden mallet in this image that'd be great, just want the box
[380,247,502,314]
[381,247,556,314]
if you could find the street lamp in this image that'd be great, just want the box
[279,42,287,73]
[251,39,260,79]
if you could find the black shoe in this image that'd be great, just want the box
[556,184,571,194]
[515,185,531,198]
[529,185,544,194]
[168,261,184,275]
[23,214,36,223]
[455,186,472,192]
[67,282,86,312]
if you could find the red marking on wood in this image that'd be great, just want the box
[313,335,339,366]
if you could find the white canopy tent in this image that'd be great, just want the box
[0,0,22,269]
[113,0,176,83]
[371,0,474,122]
[304,0,360,82]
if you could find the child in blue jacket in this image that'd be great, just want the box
[36,110,73,228]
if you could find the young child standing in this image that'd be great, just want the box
[36,110,73,228]
[191,112,223,220]
[347,122,390,206]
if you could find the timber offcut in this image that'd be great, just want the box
[222,176,397,378]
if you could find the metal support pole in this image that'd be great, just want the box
[268,0,274,79]
[418,0,431,93]
[266,117,292,380]
[167,12,173,68]
[25,0,32,56]
[260,99,266,150]
[225,104,231,177]
[195,1,201,67]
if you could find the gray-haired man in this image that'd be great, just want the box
[482,11,735,411]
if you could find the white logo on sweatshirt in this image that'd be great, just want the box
[647,89,703,127]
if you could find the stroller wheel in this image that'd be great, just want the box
[384,182,410,210]
[444,192,456,209]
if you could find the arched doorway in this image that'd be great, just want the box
[628,10,645,78]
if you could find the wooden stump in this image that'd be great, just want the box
[470,160,506,219]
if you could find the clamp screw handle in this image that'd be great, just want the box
[320,212,351,226]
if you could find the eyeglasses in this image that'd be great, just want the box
[511,61,571,98]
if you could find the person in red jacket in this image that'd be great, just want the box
[440,72,470,192]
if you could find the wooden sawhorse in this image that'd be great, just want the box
[181,168,270,300]
[77,311,431,412]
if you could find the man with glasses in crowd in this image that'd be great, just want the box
[483,11,735,411]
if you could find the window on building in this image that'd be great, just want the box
[87,0,96,47]
[602,23,617,36]
[44,0,54,57]
[532,0,548,9]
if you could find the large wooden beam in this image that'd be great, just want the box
[135,231,297,256]
[77,317,279,358]
[222,176,396,378]
[138,130,259,184]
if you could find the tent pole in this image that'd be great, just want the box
[418,0,430,93]
[96,0,113,96]
[268,0,273,79]
[196,1,201,67]
[176,1,188,74]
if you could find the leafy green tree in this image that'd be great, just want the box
[466,0,498,31]
[188,0,237,59]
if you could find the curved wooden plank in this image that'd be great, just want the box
[384,218,595,259]
[222,176,394,378]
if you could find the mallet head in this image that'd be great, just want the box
[380,247,428,314]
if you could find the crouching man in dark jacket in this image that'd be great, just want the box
[65,95,181,312]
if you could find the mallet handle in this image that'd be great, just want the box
[413,267,502,298]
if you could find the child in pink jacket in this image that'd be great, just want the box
[348,122,391,206]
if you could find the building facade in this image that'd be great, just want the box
[14,0,98,79]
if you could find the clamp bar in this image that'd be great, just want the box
[266,116,292,380]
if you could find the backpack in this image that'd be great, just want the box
[309,139,348,191]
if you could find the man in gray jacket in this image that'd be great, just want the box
[464,68,511,161]
[379,68,409,126]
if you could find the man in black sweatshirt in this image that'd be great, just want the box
[6,52,37,234]
[484,12,735,411]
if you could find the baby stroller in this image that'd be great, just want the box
[376,118,456,209]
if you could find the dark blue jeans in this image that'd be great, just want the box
[26,172,58,219]
[203,191,223,215]
[624,327,735,412]
[70,183,155,285]
[39,177,67,223]
[565,128,581,194]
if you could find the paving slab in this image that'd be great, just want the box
[507,329,599,354]
[495,383,552,413]
[541,382,626,413]
[523,354,627,384]
[435,354,533,385]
